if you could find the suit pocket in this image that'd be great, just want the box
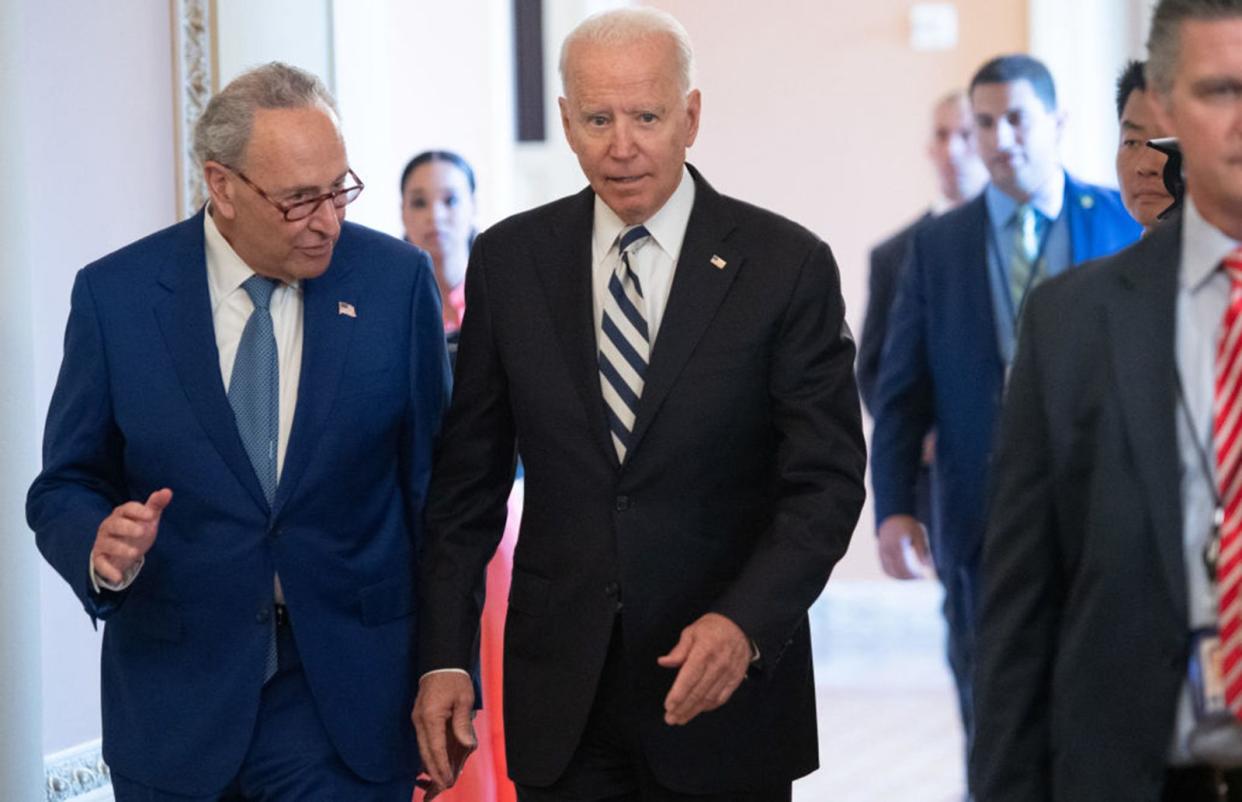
[508,567,551,616]
[357,574,415,626]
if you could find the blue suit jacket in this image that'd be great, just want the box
[27,210,450,795]
[870,174,1140,570]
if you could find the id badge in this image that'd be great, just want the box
[1190,628,1226,719]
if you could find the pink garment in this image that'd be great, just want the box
[418,484,521,802]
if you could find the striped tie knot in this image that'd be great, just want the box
[1224,249,1242,285]
[619,224,651,256]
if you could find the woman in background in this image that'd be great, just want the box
[400,150,475,350]
[401,151,517,802]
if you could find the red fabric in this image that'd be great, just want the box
[1217,251,1242,718]
[418,486,521,802]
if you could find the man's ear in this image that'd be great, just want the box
[203,161,236,219]
[558,96,578,155]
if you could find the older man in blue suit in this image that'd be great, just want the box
[869,54,1141,789]
[27,63,449,801]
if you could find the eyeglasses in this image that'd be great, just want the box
[221,164,365,221]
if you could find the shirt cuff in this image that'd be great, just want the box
[90,556,143,594]
[419,668,472,684]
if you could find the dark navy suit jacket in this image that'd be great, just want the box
[27,210,450,795]
[870,174,1140,571]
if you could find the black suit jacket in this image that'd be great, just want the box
[419,166,866,792]
[857,213,929,411]
[972,219,1187,801]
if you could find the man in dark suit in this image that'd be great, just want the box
[974,2,1242,799]
[412,8,865,801]
[857,90,987,413]
[1114,59,1174,234]
[869,54,1141,779]
[856,94,987,710]
[27,63,449,800]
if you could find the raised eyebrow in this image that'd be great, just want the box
[1121,119,1145,132]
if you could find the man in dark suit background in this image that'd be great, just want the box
[857,90,987,414]
[856,93,987,714]
[412,7,866,801]
[869,54,1141,785]
[27,63,449,800]
[974,2,1242,799]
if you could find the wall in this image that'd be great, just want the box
[16,0,178,756]
[332,1,518,238]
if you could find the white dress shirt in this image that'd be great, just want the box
[591,166,696,348]
[1170,196,1239,762]
[91,211,303,594]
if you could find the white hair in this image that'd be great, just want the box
[192,61,339,169]
[559,7,696,95]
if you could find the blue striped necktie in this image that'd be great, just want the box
[228,274,280,681]
[599,225,651,462]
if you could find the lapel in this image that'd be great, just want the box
[153,210,269,511]
[272,228,359,517]
[1105,219,1185,620]
[535,188,619,466]
[627,167,742,460]
[960,196,1005,375]
[1065,172,1098,265]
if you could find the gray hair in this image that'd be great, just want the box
[192,61,339,168]
[1147,0,1242,94]
[559,7,696,95]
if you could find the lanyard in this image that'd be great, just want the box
[985,209,1054,331]
[1174,369,1225,585]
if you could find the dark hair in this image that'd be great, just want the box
[1148,0,1242,94]
[1115,60,1148,119]
[969,54,1057,111]
[399,150,477,195]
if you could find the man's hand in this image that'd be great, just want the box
[876,514,931,580]
[412,672,477,791]
[91,488,172,585]
[657,612,751,726]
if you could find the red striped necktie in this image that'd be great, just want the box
[1217,249,1242,718]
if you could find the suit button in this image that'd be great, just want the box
[615,495,630,511]
[256,607,271,624]
[604,582,619,598]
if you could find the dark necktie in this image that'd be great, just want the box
[599,225,651,462]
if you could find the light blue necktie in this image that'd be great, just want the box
[228,275,280,681]
[599,225,651,462]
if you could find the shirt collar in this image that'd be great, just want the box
[984,169,1066,229]
[592,166,696,260]
[1182,194,1241,292]
[203,208,296,309]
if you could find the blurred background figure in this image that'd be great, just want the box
[400,151,477,346]
[870,55,1142,798]
[1114,60,1174,234]
[401,150,517,802]
[856,88,987,799]
[857,90,988,414]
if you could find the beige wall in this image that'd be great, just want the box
[645,0,1028,579]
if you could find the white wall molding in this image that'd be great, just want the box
[44,740,111,802]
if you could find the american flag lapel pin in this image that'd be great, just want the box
[338,301,357,318]
[710,255,727,270]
